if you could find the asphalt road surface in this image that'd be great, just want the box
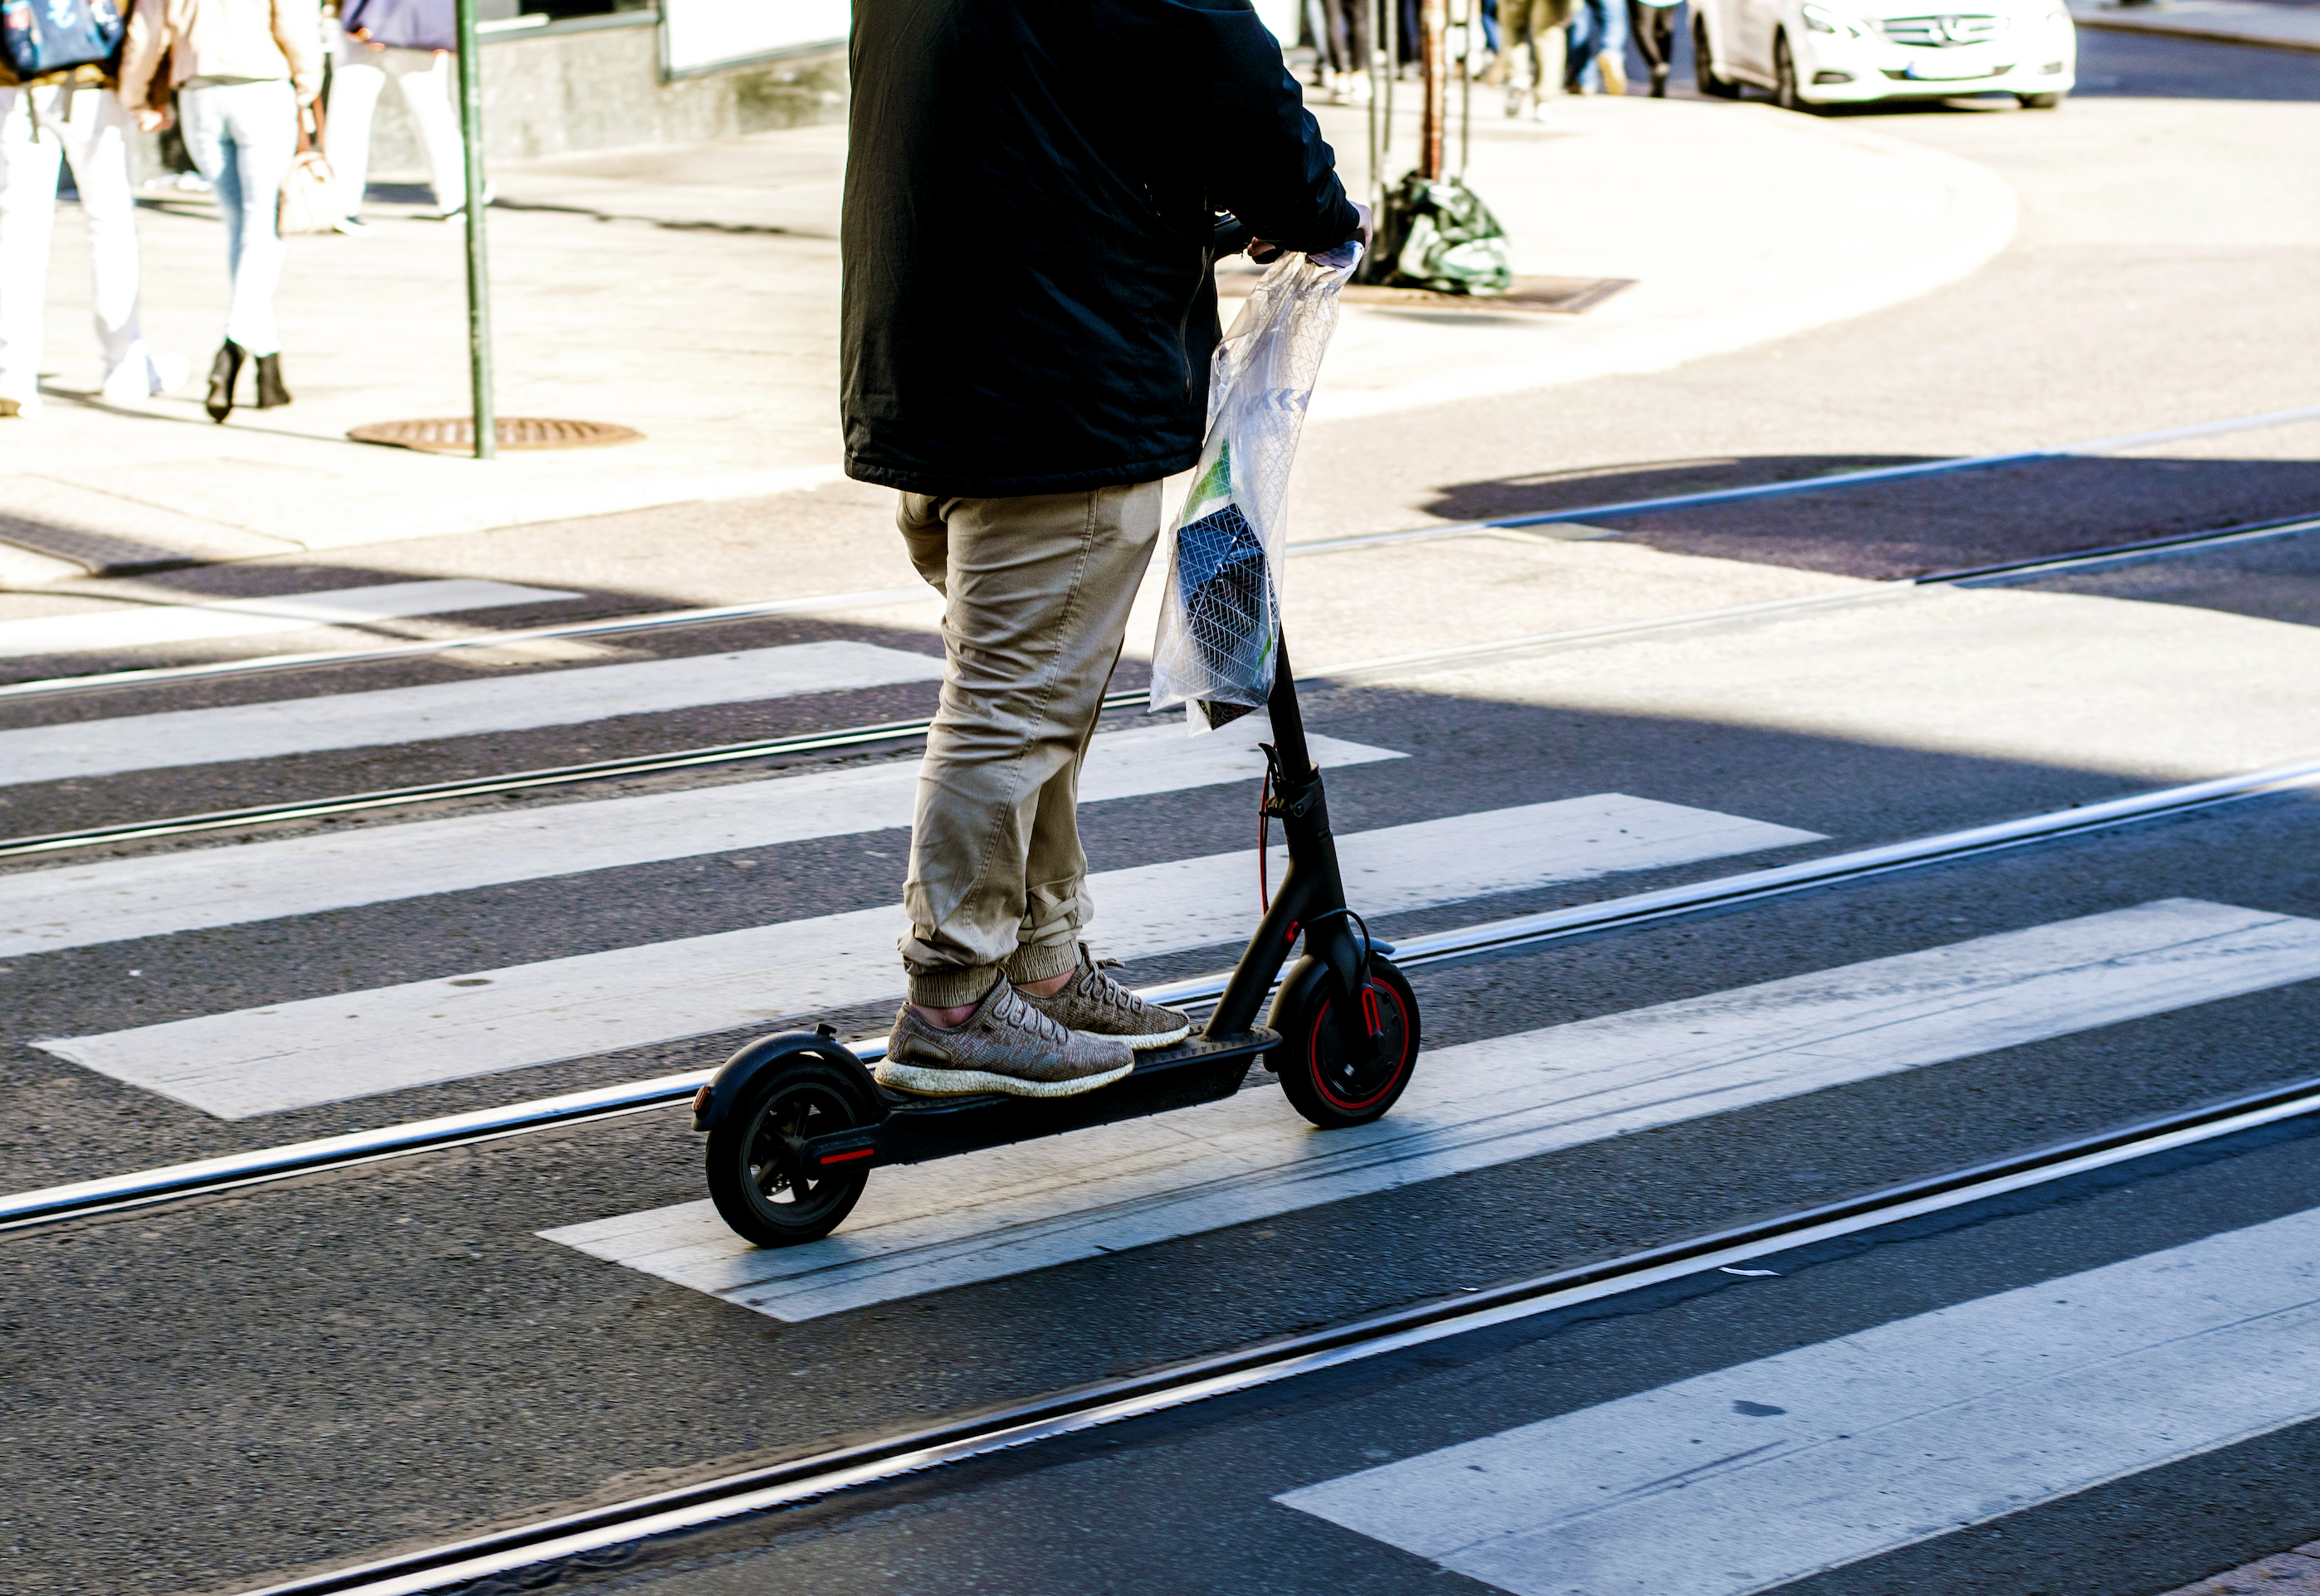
[2,27,2318,1596]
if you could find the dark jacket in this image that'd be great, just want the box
[841,0,1362,499]
[340,0,456,53]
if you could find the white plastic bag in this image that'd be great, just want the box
[1149,239,1361,732]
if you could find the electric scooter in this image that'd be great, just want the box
[690,642,1420,1248]
[690,635,1421,1247]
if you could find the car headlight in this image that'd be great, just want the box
[1801,2,1868,35]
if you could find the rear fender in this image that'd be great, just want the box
[691,1030,882,1133]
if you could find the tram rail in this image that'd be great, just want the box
[5,398,2317,707]
[7,411,2320,1594]
[6,508,2317,865]
[7,749,2319,1237]
[231,1063,2320,1596]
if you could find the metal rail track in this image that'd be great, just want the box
[9,749,2319,1236]
[0,585,937,705]
[7,400,2317,706]
[7,508,2317,865]
[232,1065,2320,1596]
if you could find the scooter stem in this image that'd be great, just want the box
[1203,634,1367,1040]
[1262,631,1317,785]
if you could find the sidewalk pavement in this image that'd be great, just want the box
[2067,0,2320,54]
[1294,94,2011,421]
[0,90,2011,586]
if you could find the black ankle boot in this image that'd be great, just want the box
[253,353,292,410]
[205,341,246,423]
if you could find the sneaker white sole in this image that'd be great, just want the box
[1110,1023,1191,1051]
[873,1058,1136,1099]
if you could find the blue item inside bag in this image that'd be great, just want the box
[1174,500,1272,731]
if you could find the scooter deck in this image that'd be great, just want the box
[802,1026,1280,1173]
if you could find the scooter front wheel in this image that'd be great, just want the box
[706,1058,873,1246]
[1270,955,1421,1129]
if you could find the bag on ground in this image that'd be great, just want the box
[1362,171,1513,296]
[0,0,125,80]
[1150,238,1360,732]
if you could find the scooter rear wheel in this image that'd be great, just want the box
[706,1058,873,1246]
[1272,956,1421,1129]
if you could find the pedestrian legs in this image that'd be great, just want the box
[1567,0,1629,90]
[179,80,297,357]
[61,88,161,392]
[895,483,1164,1008]
[330,46,465,220]
[0,83,161,410]
[1321,0,1373,98]
[0,85,64,410]
[392,49,466,213]
[1505,0,1571,118]
[1628,0,1680,95]
[324,50,389,219]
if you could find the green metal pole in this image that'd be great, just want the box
[454,0,496,460]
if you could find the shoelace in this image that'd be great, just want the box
[993,981,1074,1044]
[1082,957,1151,1019]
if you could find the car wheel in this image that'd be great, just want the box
[1694,15,1743,98]
[2016,91,2066,109]
[1772,31,1811,111]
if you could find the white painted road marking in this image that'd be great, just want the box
[0,642,946,786]
[0,726,1403,956]
[1279,1201,2320,1596]
[37,797,1820,1117]
[543,899,2320,1321]
[0,579,582,661]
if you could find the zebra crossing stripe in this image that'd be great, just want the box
[34,796,1822,1118]
[0,641,946,786]
[0,579,582,661]
[542,898,2320,1322]
[0,725,1403,956]
[1277,1199,2320,1596]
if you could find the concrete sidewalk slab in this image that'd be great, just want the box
[2068,0,2320,55]
[1288,95,2015,420]
[1,93,2011,581]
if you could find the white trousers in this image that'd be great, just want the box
[326,45,464,215]
[178,79,296,356]
[0,84,153,402]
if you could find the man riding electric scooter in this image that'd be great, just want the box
[843,0,1370,1101]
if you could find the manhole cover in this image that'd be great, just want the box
[1338,275,1638,315]
[348,417,645,452]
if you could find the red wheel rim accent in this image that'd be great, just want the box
[1308,979,1413,1112]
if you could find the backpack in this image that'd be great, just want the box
[0,0,126,80]
[340,0,457,52]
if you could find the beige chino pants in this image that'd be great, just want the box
[896,481,1163,1006]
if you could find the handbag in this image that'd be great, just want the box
[277,99,339,235]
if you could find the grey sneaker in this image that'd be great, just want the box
[878,978,1135,1099]
[1016,943,1192,1051]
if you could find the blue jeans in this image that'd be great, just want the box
[1566,0,1630,90]
[178,80,297,355]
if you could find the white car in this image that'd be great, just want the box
[1692,0,2076,109]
